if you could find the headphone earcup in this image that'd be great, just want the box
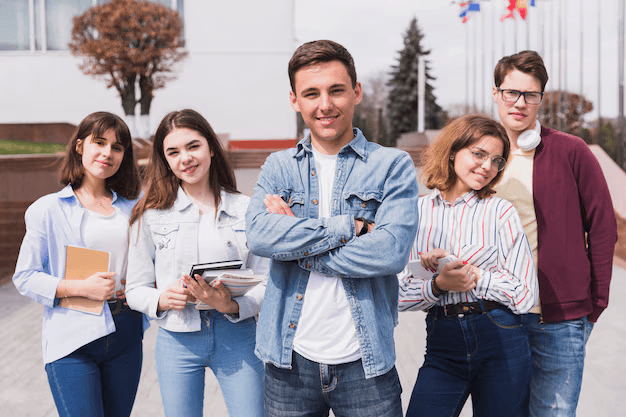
[517,129,541,151]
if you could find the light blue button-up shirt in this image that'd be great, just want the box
[246,129,419,379]
[13,185,138,364]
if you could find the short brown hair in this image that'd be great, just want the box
[494,50,549,91]
[421,114,510,199]
[130,109,238,225]
[58,111,139,199]
[288,40,357,91]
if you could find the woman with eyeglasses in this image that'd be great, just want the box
[398,114,538,417]
[12,112,143,417]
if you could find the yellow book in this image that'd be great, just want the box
[59,245,109,315]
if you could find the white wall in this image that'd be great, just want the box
[0,0,297,140]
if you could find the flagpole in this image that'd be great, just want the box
[618,0,625,167]
[492,0,497,119]
[466,20,470,114]
[579,0,584,136]
[481,7,485,114]
[557,0,562,131]
[598,0,601,123]
[472,19,478,113]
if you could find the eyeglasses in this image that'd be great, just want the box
[469,148,507,172]
[497,88,543,105]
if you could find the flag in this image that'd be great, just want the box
[459,1,480,24]
[501,0,535,21]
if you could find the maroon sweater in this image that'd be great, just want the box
[533,127,617,323]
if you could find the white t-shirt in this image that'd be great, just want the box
[292,147,361,364]
[81,208,129,294]
[197,208,229,264]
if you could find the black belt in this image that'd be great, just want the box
[107,299,129,316]
[428,300,505,318]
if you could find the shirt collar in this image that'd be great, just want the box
[57,184,120,204]
[294,128,367,160]
[428,188,479,207]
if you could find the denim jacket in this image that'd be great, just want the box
[13,185,138,364]
[126,188,268,333]
[246,129,419,379]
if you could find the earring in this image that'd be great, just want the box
[449,155,455,161]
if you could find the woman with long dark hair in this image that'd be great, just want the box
[13,112,143,417]
[125,109,266,417]
[398,114,538,417]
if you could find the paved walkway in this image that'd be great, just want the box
[1,266,625,416]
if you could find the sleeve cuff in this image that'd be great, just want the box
[423,279,441,303]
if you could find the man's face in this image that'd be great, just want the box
[492,69,542,138]
[290,60,362,154]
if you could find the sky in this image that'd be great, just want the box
[294,0,623,122]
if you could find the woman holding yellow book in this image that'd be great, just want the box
[126,109,267,417]
[13,112,143,417]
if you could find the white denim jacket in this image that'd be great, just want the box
[126,188,268,332]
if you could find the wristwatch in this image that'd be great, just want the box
[431,273,448,295]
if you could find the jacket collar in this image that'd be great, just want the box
[173,186,238,219]
[294,128,367,160]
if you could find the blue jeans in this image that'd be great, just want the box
[522,314,594,417]
[406,305,531,417]
[45,309,143,417]
[264,351,403,417]
[155,312,264,417]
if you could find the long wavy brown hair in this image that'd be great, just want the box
[420,114,510,199]
[130,109,237,225]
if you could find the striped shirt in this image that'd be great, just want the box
[398,189,538,315]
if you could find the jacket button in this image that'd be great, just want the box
[304,251,309,256]
[297,294,303,301]
[312,199,318,205]
[340,237,346,243]
[226,240,232,247]
[289,323,296,329]
[288,196,293,204]
[306,262,311,269]
[311,170,316,176]
[361,202,366,208]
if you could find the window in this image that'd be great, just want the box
[45,0,93,51]
[0,0,30,50]
[0,0,184,52]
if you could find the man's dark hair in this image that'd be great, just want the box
[494,50,549,92]
[288,40,357,91]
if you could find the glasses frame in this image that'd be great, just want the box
[468,148,507,172]
[497,88,544,105]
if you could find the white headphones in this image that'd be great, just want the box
[516,120,542,151]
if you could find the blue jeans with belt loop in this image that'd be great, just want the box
[406,302,531,417]
[155,311,264,417]
[521,314,594,417]
[45,308,143,417]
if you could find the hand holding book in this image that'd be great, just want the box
[184,274,239,314]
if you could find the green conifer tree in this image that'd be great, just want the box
[386,17,445,146]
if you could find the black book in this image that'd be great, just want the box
[189,260,243,278]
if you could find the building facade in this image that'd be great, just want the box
[0,0,297,141]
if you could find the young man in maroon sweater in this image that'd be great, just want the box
[492,50,618,417]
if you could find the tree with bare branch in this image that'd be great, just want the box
[70,0,187,137]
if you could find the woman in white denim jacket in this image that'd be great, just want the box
[125,109,267,417]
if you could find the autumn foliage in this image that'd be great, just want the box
[70,0,187,119]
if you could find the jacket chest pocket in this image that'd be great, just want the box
[151,224,179,253]
[344,190,382,220]
[277,189,306,218]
